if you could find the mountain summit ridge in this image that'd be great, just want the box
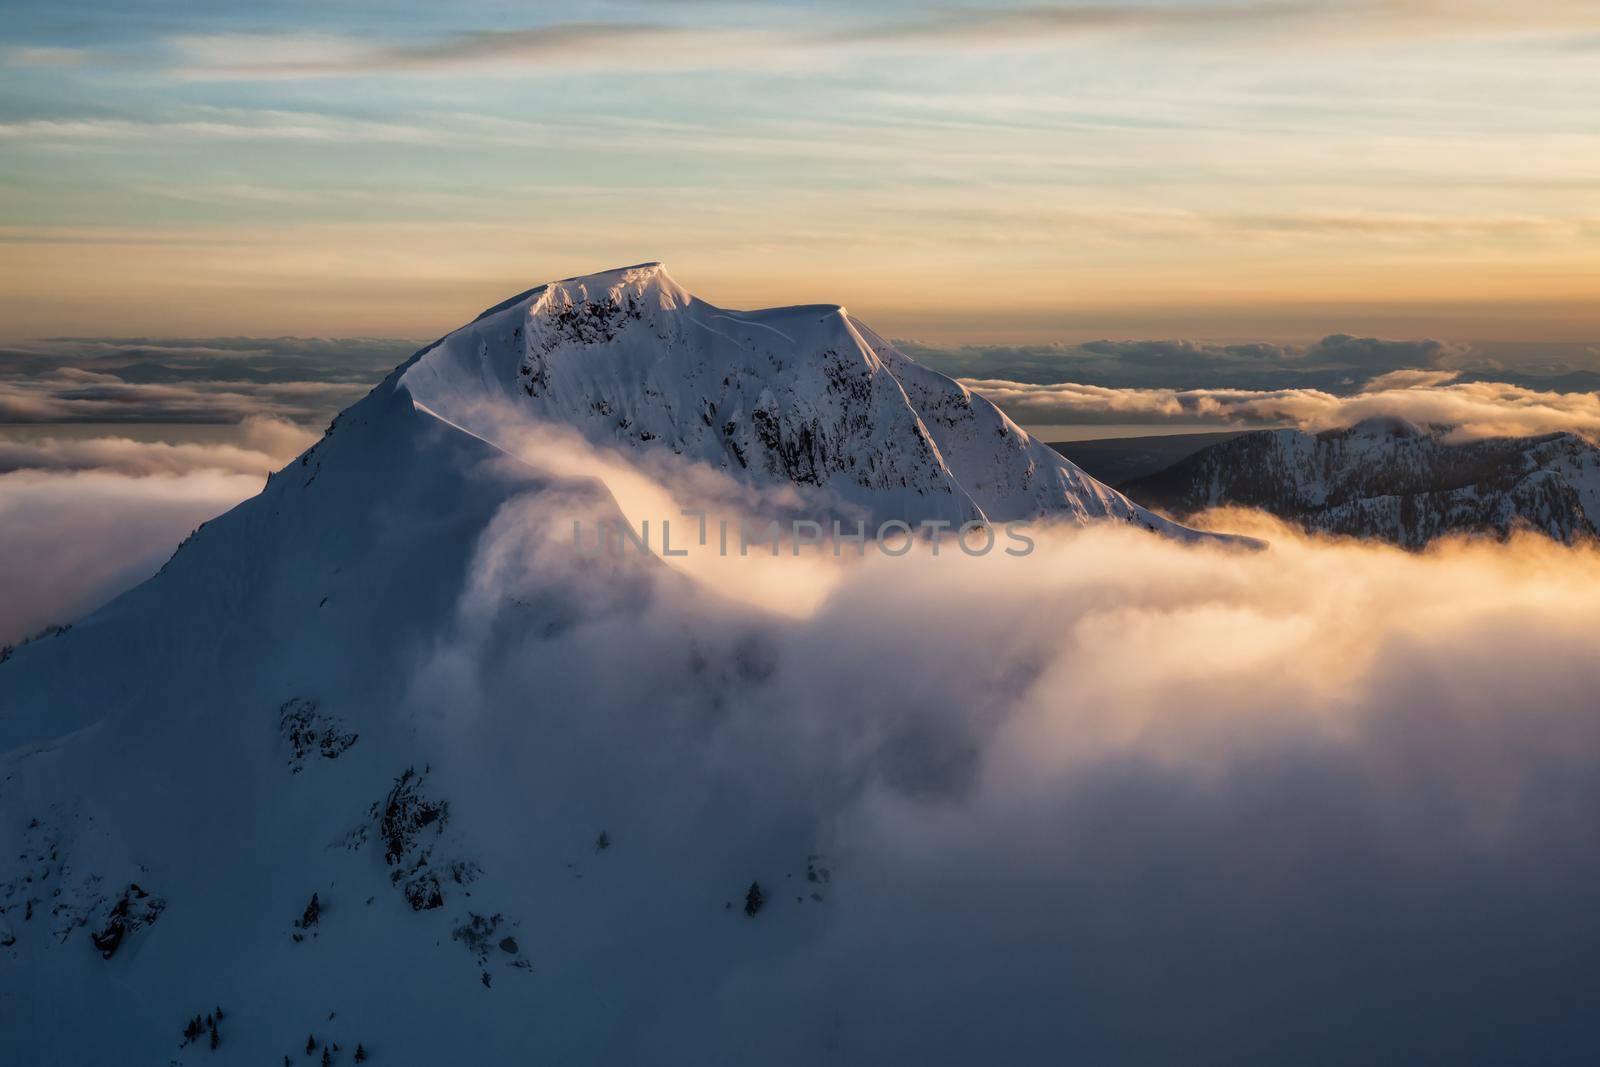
[392,262,1210,537]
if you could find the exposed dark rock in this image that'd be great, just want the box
[89,882,164,959]
[279,698,358,773]
[375,767,449,865]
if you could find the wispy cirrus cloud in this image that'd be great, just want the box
[171,23,765,80]
[0,109,455,146]
[164,2,1600,81]
[840,0,1600,46]
[1,45,94,69]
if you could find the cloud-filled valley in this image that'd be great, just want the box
[332,437,1600,1059]
[26,425,1600,1061]
[338,402,1600,1058]
[614,519,1600,1062]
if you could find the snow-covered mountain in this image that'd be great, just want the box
[1122,418,1600,547]
[0,265,1222,1064]
[396,262,1200,534]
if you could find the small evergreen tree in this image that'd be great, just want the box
[306,1033,317,1055]
[744,880,765,917]
[321,1048,332,1067]
[595,830,610,851]
[354,1045,367,1063]
[209,1019,219,1050]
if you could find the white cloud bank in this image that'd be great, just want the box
[0,417,314,644]
[6,406,1600,1058]
[400,469,1600,1061]
[965,374,1600,440]
[0,416,315,476]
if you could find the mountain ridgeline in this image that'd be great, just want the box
[1121,419,1600,548]
[396,262,1213,536]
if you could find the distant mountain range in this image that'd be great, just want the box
[1049,431,1247,486]
[1118,418,1600,547]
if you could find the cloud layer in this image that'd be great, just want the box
[0,337,410,424]
[0,417,315,477]
[903,332,1512,391]
[0,414,315,645]
[4,329,1599,646]
[965,374,1600,440]
[166,3,1600,80]
[7,378,1600,1056]
[401,450,1600,1061]
[0,468,267,647]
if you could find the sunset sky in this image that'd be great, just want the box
[2,0,1597,342]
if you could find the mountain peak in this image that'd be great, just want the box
[392,266,1221,539]
[548,259,669,290]
[531,261,685,314]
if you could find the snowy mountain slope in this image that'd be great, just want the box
[0,338,797,1064]
[0,266,1240,1064]
[396,262,1207,537]
[1123,418,1600,547]
[849,318,1171,525]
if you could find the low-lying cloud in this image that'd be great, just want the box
[7,386,1600,1058]
[0,416,315,476]
[0,468,266,647]
[0,336,410,424]
[0,415,315,645]
[965,374,1600,440]
[902,332,1507,391]
[399,437,1600,1061]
